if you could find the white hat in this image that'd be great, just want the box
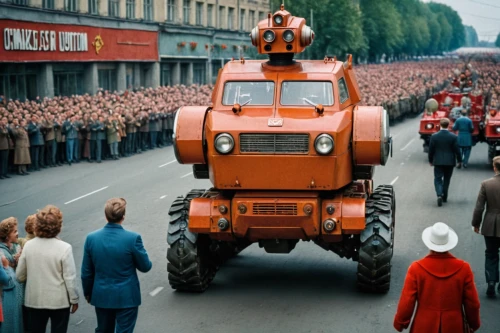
[422,222,458,252]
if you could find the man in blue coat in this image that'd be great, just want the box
[452,108,474,168]
[81,198,152,333]
[27,115,45,171]
[429,118,462,207]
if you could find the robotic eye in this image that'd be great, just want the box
[273,15,283,25]
[263,30,276,43]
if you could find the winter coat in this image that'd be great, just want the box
[452,116,474,147]
[42,120,55,142]
[106,121,119,144]
[393,252,480,333]
[27,122,44,146]
[472,174,500,237]
[0,126,10,150]
[62,121,78,140]
[10,127,31,165]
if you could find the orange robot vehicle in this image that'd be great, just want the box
[485,104,500,163]
[167,5,395,293]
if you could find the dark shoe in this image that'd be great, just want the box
[4,175,11,179]
[0,176,4,179]
[437,196,443,207]
[35,168,40,171]
[463,164,468,168]
[68,161,72,166]
[17,171,23,176]
[487,282,496,298]
[23,171,30,175]
[97,160,102,163]
[442,196,447,203]
[457,163,462,169]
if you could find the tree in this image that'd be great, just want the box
[464,25,479,47]
[360,0,403,61]
[496,33,500,48]
[269,0,367,60]
[427,2,465,50]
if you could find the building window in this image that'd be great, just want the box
[239,9,245,31]
[126,64,135,89]
[218,6,225,29]
[0,66,37,101]
[207,4,213,27]
[53,72,83,97]
[249,10,255,30]
[183,0,191,24]
[64,0,77,12]
[161,63,173,86]
[166,0,175,21]
[144,0,154,20]
[88,0,98,14]
[109,0,120,18]
[228,7,234,30]
[98,70,117,92]
[180,64,189,85]
[126,0,135,19]
[193,63,205,85]
[43,0,54,9]
[195,2,203,26]
[258,11,265,22]
[12,0,28,5]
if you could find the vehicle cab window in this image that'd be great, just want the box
[222,81,275,105]
[280,81,334,106]
[338,78,349,103]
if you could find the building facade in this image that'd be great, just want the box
[0,0,270,100]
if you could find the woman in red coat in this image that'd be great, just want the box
[394,222,481,333]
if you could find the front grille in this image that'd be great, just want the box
[239,134,309,154]
[253,203,298,215]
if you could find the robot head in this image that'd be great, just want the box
[249,4,314,56]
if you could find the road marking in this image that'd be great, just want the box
[76,320,84,326]
[159,159,177,168]
[400,138,415,151]
[149,287,164,297]
[390,176,399,185]
[181,172,193,178]
[160,195,167,199]
[64,186,109,205]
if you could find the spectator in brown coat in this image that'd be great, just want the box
[10,119,31,175]
[0,117,11,179]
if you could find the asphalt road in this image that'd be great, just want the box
[1,115,500,333]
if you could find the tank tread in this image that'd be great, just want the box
[357,185,395,293]
[166,189,216,292]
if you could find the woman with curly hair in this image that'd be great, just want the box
[0,217,24,333]
[16,205,79,333]
[18,215,36,249]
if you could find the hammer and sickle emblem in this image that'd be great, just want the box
[92,35,104,55]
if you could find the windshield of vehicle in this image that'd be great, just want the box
[222,81,275,106]
[281,81,334,106]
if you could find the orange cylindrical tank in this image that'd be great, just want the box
[352,106,390,166]
[173,106,209,164]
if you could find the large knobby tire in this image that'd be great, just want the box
[357,185,395,293]
[166,189,217,292]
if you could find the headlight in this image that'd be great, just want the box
[282,30,294,43]
[214,133,234,154]
[425,123,434,130]
[263,30,275,43]
[315,134,334,155]
[496,127,500,134]
[273,15,283,25]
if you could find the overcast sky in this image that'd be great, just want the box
[422,0,500,42]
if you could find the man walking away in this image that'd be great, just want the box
[428,118,462,207]
[472,156,500,298]
[452,109,474,168]
[81,198,152,333]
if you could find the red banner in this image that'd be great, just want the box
[0,20,158,62]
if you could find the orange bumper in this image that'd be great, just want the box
[188,191,366,242]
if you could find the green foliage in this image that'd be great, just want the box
[464,26,479,47]
[265,0,465,60]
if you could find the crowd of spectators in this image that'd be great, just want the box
[0,60,498,179]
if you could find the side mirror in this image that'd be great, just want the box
[315,104,324,115]
[232,103,242,114]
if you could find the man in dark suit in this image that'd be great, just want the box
[81,198,152,333]
[472,156,500,297]
[428,118,462,207]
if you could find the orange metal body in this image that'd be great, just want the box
[485,110,500,142]
[174,53,384,240]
